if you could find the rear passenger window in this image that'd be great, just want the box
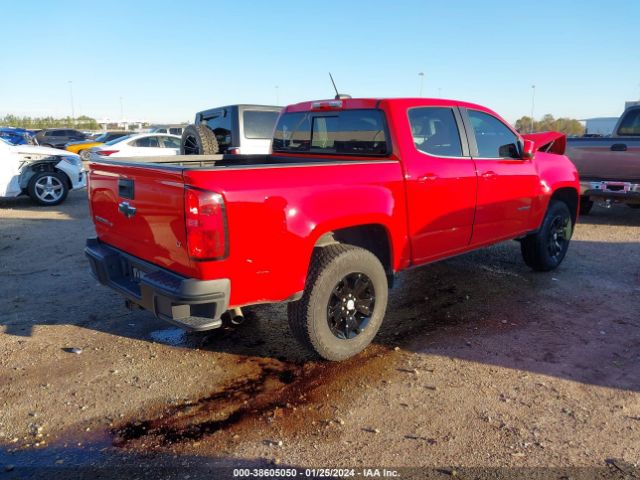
[133,136,159,147]
[160,136,180,148]
[169,127,182,135]
[243,110,280,139]
[468,110,520,159]
[408,107,463,157]
[273,109,388,155]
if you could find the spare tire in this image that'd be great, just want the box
[180,124,219,155]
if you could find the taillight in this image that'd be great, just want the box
[227,147,241,154]
[185,187,227,260]
[96,150,119,156]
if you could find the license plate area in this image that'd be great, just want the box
[130,266,145,284]
[600,181,630,193]
[113,258,149,298]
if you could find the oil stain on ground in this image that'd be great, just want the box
[112,348,390,449]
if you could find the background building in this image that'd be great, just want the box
[582,117,618,136]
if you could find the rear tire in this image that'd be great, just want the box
[287,244,388,361]
[521,200,573,272]
[579,196,593,216]
[180,124,219,155]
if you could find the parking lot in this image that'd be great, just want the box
[1,191,639,477]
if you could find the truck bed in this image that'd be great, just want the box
[87,153,406,307]
[566,137,640,181]
[91,153,372,170]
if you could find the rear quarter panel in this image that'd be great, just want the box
[184,160,409,307]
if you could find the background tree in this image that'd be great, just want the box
[0,115,100,130]
[514,114,585,136]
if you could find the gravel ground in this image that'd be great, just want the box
[1,191,639,479]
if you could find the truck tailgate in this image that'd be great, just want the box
[88,162,194,277]
[566,138,640,181]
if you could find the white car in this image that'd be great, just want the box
[90,133,181,159]
[0,138,85,206]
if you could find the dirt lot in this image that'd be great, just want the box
[1,191,639,479]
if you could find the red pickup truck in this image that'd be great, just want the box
[85,97,580,360]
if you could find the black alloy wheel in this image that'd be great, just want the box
[547,214,571,262]
[327,272,375,340]
[182,133,200,155]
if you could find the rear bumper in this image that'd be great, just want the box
[580,180,640,202]
[85,238,230,330]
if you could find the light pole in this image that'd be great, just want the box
[119,96,124,120]
[418,72,425,97]
[438,87,442,98]
[68,81,75,126]
[530,84,536,133]
[275,85,279,105]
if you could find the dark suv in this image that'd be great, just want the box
[35,129,89,149]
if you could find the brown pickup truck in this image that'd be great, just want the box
[566,105,640,213]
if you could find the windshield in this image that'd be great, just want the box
[0,134,16,145]
[0,131,31,146]
[104,135,131,146]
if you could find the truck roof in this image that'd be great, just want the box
[285,97,496,115]
[197,104,282,115]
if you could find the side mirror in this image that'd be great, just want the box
[521,139,535,160]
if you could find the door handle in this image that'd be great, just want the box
[481,170,498,179]
[418,174,438,183]
[611,143,627,152]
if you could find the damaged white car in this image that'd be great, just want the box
[0,137,86,206]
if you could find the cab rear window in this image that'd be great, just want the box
[617,109,640,136]
[272,109,389,155]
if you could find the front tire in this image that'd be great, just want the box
[287,244,388,361]
[27,171,69,206]
[521,200,573,271]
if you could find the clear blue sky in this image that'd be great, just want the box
[2,0,639,124]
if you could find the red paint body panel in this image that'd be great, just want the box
[182,161,408,306]
[89,163,193,276]
[382,99,478,264]
[88,97,579,310]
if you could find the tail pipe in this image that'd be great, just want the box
[230,307,244,325]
